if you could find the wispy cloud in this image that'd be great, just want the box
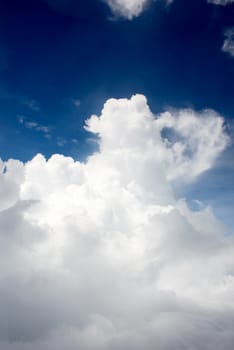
[56,137,79,147]
[71,138,79,144]
[18,115,51,138]
[208,0,234,5]
[56,137,67,147]
[23,99,40,112]
[72,99,81,107]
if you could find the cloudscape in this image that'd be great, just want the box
[0,1,234,349]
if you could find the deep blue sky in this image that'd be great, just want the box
[0,0,234,160]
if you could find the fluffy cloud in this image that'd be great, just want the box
[0,94,233,349]
[104,0,151,19]
[222,28,234,57]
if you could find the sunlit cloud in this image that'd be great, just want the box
[0,95,233,349]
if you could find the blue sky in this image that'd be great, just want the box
[0,0,234,159]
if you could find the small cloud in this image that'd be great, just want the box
[18,115,51,138]
[71,138,79,145]
[18,115,25,125]
[104,0,151,20]
[56,137,79,147]
[72,99,81,107]
[222,28,234,57]
[24,99,40,112]
[35,125,51,134]
[25,121,39,129]
[56,137,67,147]
[85,137,98,145]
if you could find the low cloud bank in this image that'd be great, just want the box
[0,94,233,349]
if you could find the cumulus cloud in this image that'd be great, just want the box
[0,94,233,349]
[104,0,151,19]
[222,28,234,57]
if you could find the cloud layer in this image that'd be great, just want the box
[0,94,233,349]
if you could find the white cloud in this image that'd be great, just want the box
[208,0,234,5]
[222,28,234,57]
[104,0,151,20]
[104,0,173,20]
[1,94,234,349]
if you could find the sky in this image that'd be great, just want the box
[0,0,234,349]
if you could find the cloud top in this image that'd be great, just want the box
[86,95,228,182]
[0,95,233,349]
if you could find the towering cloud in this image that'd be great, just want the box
[0,95,233,349]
